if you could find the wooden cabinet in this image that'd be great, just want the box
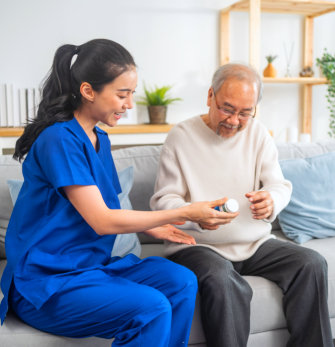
[219,0,335,134]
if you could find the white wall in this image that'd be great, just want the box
[1,0,335,141]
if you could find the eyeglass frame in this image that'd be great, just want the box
[212,91,257,120]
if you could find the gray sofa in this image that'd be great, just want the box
[0,141,335,347]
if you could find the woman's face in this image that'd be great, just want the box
[86,67,138,127]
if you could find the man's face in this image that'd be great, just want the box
[206,78,258,138]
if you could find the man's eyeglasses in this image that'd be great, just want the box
[213,92,256,120]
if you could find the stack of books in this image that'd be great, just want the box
[0,84,41,127]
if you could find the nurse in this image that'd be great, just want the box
[0,39,228,347]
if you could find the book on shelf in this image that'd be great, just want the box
[0,84,7,127]
[34,88,41,118]
[5,84,14,127]
[19,88,28,126]
[12,85,20,127]
[27,88,35,123]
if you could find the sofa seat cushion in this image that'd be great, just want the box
[0,311,112,347]
[247,276,286,333]
[0,260,113,347]
[302,237,335,318]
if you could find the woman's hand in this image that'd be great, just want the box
[144,224,196,245]
[184,198,239,230]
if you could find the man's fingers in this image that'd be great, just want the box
[246,191,269,203]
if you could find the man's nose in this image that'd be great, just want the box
[226,113,240,125]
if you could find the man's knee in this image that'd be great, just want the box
[198,265,252,302]
[295,247,328,275]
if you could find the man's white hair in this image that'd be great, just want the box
[212,63,263,104]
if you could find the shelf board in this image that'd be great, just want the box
[0,128,24,137]
[262,77,328,84]
[100,123,174,134]
[222,0,335,17]
[0,124,174,137]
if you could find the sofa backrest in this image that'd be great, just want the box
[1,140,335,258]
[0,156,23,258]
[112,145,162,212]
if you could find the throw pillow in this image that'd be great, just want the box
[278,152,335,243]
[112,166,141,258]
[7,166,141,257]
[7,179,23,205]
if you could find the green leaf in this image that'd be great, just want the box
[136,83,182,106]
[316,48,335,137]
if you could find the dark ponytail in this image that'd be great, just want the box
[14,39,135,161]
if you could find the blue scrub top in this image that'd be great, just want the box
[0,117,122,323]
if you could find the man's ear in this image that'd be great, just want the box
[207,87,214,107]
[80,82,95,102]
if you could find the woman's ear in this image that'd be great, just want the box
[80,82,95,102]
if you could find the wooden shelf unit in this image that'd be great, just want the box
[219,0,335,135]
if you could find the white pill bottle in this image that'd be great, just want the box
[215,199,239,213]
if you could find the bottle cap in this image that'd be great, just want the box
[225,199,239,213]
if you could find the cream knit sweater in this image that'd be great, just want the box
[150,116,292,261]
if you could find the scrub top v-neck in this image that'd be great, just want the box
[0,118,123,321]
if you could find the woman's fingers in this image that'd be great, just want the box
[144,225,196,245]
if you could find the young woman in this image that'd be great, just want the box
[0,39,229,346]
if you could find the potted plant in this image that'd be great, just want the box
[137,84,181,124]
[316,49,335,138]
[263,55,278,78]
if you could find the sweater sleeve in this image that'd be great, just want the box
[257,135,292,223]
[150,143,204,232]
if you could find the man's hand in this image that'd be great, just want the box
[245,191,273,220]
[185,198,239,230]
[144,224,196,245]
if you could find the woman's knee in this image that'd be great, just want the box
[170,262,198,290]
[151,257,198,295]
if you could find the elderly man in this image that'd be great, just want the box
[150,63,332,347]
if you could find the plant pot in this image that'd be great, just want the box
[263,63,277,78]
[148,105,167,124]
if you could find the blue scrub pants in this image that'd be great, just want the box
[9,255,198,347]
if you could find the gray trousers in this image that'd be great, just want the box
[168,239,333,347]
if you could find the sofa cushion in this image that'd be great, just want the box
[112,166,141,258]
[278,152,335,243]
[302,236,335,318]
[270,141,335,234]
[0,260,112,347]
[276,140,335,160]
[0,156,22,259]
[112,145,163,244]
[7,179,22,205]
[112,145,162,212]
